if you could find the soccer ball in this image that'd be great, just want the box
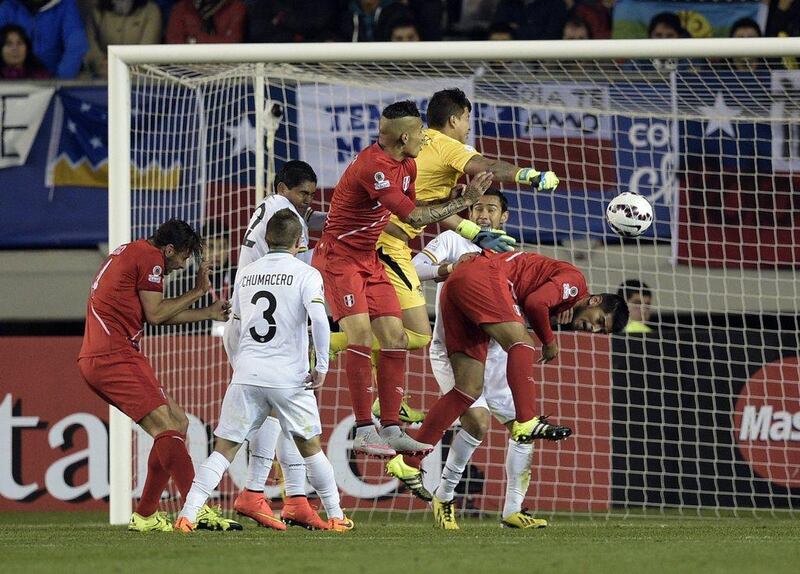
[605,192,654,238]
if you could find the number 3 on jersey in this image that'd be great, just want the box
[249,290,277,343]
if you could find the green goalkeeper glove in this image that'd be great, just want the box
[515,168,559,191]
[455,220,516,252]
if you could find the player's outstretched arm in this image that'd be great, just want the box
[305,300,330,388]
[401,171,494,228]
[464,155,559,191]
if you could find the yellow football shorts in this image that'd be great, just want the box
[375,232,426,310]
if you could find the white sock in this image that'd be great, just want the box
[277,433,306,497]
[434,429,482,502]
[246,416,280,492]
[502,439,534,519]
[304,451,343,520]
[179,451,230,522]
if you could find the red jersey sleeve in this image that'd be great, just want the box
[136,250,165,293]
[522,270,587,345]
[361,157,416,221]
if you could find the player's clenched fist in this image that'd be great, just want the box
[515,168,559,192]
[208,299,231,322]
[462,171,494,205]
[538,341,559,364]
[304,368,327,390]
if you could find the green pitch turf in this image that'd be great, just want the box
[2,511,799,574]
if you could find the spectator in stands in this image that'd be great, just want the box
[562,13,591,39]
[0,0,88,78]
[339,0,405,42]
[618,280,653,334]
[486,22,515,40]
[766,0,800,38]
[568,0,612,39]
[244,0,337,43]
[387,17,420,41]
[165,0,245,44]
[648,12,687,39]
[405,0,443,41]
[0,23,51,79]
[492,0,567,40]
[729,17,763,72]
[86,1,162,79]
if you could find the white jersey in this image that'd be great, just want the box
[412,230,482,350]
[238,195,310,269]
[230,252,325,388]
[413,230,513,422]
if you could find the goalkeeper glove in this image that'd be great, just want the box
[515,168,559,191]
[473,229,516,252]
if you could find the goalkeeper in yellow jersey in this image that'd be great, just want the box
[336,87,560,421]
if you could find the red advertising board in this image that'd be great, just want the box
[1,334,612,513]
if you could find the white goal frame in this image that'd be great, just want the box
[107,38,800,524]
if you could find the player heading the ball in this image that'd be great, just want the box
[312,99,494,457]
[388,251,629,501]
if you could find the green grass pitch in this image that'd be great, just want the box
[2,511,799,574]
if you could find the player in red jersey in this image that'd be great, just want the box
[387,250,629,499]
[312,100,494,457]
[77,219,238,532]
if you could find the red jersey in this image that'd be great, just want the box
[322,142,417,251]
[79,239,165,358]
[491,251,588,345]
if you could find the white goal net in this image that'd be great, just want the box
[109,40,800,524]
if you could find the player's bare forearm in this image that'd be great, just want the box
[402,172,494,228]
[161,307,213,325]
[464,155,520,183]
[404,196,470,228]
[140,287,205,325]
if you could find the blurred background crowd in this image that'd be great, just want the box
[0,0,797,80]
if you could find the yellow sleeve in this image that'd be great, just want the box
[437,137,481,174]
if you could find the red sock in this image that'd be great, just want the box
[402,388,476,468]
[377,349,406,427]
[135,444,171,516]
[507,343,537,421]
[152,430,195,500]
[346,345,374,425]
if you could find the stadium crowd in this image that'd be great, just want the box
[0,0,798,79]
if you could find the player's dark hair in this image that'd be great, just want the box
[266,208,302,250]
[382,100,421,120]
[617,279,652,302]
[597,294,629,334]
[647,12,687,38]
[151,219,203,261]
[730,17,761,38]
[426,88,472,129]
[474,188,508,213]
[275,160,317,190]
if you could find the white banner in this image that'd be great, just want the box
[298,79,474,188]
[0,84,54,169]
[771,70,800,172]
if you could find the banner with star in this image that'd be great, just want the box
[676,69,800,269]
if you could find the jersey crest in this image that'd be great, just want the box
[374,171,390,190]
[148,265,163,284]
[562,283,579,300]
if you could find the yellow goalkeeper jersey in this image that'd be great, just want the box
[389,128,480,240]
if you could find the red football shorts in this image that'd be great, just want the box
[312,238,402,322]
[440,256,523,362]
[78,348,168,422]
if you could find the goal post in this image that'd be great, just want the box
[108,39,800,524]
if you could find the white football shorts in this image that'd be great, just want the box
[215,383,322,443]
[429,340,516,424]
